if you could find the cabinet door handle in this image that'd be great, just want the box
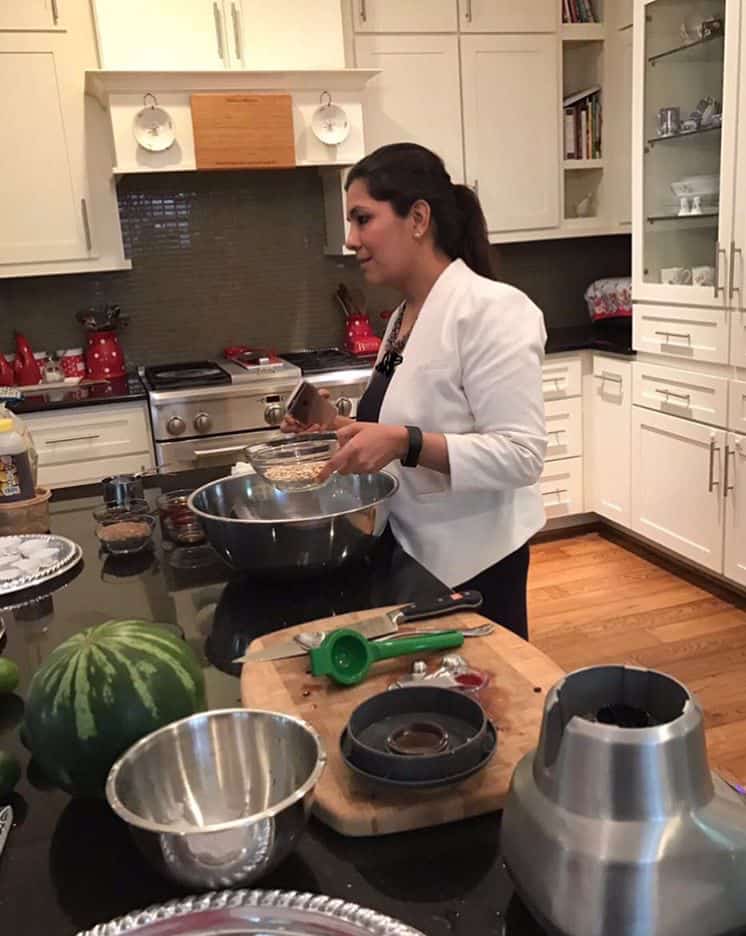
[465,0,473,21]
[708,438,720,493]
[594,372,623,384]
[359,0,367,22]
[51,0,59,24]
[724,444,736,498]
[548,429,566,440]
[654,387,691,403]
[729,241,743,301]
[542,376,566,386]
[45,434,101,445]
[213,2,225,60]
[542,488,568,498]
[231,3,242,61]
[80,198,92,251]
[714,241,727,298]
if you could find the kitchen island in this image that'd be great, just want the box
[0,470,546,936]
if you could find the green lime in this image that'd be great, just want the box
[0,750,21,798]
[0,658,19,695]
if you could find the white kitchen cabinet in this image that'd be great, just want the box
[25,402,154,489]
[612,0,634,30]
[352,0,457,33]
[540,457,584,520]
[724,432,746,586]
[730,380,746,434]
[232,0,344,68]
[542,356,583,400]
[545,397,583,461]
[632,360,729,429]
[605,22,633,229]
[0,39,90,265]
[354,34,463,182]
[460,0,557,33]
[733,305,746,367]
[633,302,730,365]
[92,0,228,69]
[590,356,632,527]
[461,34,560,234]
[631,407,725,573]
[0,0,59,30]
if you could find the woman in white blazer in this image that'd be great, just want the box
[288,143,547,638]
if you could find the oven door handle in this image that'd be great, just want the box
[194,444,250,458]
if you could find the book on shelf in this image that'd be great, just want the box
[562,0,597,23]
[563,88,602,160]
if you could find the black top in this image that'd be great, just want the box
[356,308,408,424]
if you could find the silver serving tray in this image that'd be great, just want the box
[0,534,80,596]
[76,890,426,936]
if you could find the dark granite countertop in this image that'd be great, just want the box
[6,374,147,415]
[0,468,546,936]
[545,319,634,356]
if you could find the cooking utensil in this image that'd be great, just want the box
[187,470,398,578]
[341,685,495,784]
[74,889,427,936]
[105,708,326,889]
[309,628,465,686]
[101,474,145,506]
[502,664,746,936]
[246,432,338,493]
[0,805,12,860]
[238,590,484,663]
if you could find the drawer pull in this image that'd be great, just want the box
[213,2,225,60]
[542,488,568,497]
[715,241,727,299]
[44,434,101,444]
[724,444,736,498]
[594,372,623,385]
[654,388,691,403]
[547,429,567,443]
[654,330,691,343]
[359,0,367,22]
[708,438,720,493]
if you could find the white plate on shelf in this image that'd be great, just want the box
[133,105,176,153]
[311,102,350,145]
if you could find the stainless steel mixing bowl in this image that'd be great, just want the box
[187,470,398,577]
[105,708,326,889]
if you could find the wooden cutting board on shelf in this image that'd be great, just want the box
[240,607,564,837]
[191,93,295,170]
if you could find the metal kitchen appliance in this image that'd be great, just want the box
[501,664,746,936]
[142,347,373,473]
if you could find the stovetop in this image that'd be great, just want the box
[280,347,377,375]
[143,361,231,391]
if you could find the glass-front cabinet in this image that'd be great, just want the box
[633,0,743,308]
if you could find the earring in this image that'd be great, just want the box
[414,231,422,239]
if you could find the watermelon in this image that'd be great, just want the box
[25,619,206,797]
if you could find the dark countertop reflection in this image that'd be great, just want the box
[7,374,147,415]
[0,470,546,936]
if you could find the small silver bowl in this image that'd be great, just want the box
[105,708,326,889]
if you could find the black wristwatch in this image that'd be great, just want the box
[401,425,423,468]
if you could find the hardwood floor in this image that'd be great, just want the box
[528,531,746,784]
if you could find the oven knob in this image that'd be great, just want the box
[194,412,212,434]
[336,396,353,417]
[264,403,285,426]
[167,416,186,436]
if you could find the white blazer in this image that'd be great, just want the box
[375,258,547,586]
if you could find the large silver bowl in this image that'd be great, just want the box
[188,470,398,577]
[106,709,326,889]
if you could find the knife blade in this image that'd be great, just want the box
[236,590,483,664]
[0,805,13,860]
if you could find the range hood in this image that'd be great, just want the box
[85,68,379,175]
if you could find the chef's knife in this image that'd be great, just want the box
[235,590,483,663]
[0,805,12,860]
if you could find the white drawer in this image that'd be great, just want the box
[730,380,746,434]
[36,453,154,489]
[542,356,582,400]
[632,361,729,428]
[633,303,730,365]
[539,456,583,519]
[26,402,152,469]
[544,396,582,461]
[592,354,631,395]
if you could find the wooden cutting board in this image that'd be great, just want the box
[191,93,295,170]
[240,608,564,837]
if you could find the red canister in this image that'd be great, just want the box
[0,353,14,386]
[61,348,86,379]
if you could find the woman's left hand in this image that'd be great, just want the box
[317,423,408,481]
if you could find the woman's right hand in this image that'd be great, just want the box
[280,389,336,434]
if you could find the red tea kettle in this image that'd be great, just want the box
[76,305,127,379]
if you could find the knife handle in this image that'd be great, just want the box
[395,590,483,624]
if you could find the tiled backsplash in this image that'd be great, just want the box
[0,170,630,364]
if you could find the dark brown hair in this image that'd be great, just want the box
[345,143,494,280]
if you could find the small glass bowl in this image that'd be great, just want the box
[247,433,338,492]
[95,513,156,555]
[157,489,206,545]
[92,499,154,525]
